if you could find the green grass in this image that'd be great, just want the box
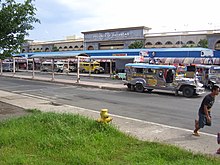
[0,110,220,165]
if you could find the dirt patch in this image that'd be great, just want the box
[0,101,29,121]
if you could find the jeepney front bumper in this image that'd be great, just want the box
[123,80,128,85]
[195,86,205,95]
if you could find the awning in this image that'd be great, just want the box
[90,56,136,59]
[28,52,89,59]
[183,58,194,64]
[164,58,175,64]
[214,58,220,64]
[159,58,166,63]
[203,58,214,64]
[193,58,204,64]
[173,58,184,64]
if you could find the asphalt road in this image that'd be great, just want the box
[0,75,220,135]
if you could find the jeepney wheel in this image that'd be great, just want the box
[127,84,131,90]
[94,70,99,74]
[182,86,194,98]
[135,83,144,93]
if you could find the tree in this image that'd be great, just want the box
[197,39,208,48]
[52,46,59,52]
[128,41,144,49]
[0,0,40,59]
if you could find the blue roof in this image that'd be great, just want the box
[28,52,89,59]
[125,63,176,69]
[13,47,215,59]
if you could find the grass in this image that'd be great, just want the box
[0,110,220,165]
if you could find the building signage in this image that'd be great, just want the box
[139,50,149,57]
[201,50,213,57]
[84,29,144,42]
[134,56,144,62]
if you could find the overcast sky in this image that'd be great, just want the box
[27,0,220,41]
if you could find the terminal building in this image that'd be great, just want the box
[16,26,220,73]
[21,26,220,52]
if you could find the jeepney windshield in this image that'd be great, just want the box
[210,69,220,74]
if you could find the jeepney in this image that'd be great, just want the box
[124,63,205,97]
[79,61,104,74]
[194,64,220,89]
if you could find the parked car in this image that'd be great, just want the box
[2,62,18,72]
[40,61,64,72]
[123,63,205,97]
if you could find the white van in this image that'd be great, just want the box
[40,61,64,72]
[2,62,18,72]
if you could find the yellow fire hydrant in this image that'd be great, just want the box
[97,109,113,123]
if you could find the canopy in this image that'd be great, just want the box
[28,52,89,59]
[125,63,176,69]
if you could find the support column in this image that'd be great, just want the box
[32,58,35,79]
[52,58,55,81]
[77,56,80,83]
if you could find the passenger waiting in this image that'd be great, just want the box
[166,69,174,83]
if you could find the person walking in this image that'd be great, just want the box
[193,85,219,136]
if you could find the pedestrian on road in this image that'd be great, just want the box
[193,85,219,136]
[216,132,220,154]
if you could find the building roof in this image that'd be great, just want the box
[28,52,89,59]
[81,26,151,34]
[14,47,215,59]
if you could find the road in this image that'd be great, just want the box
[0,75,220,135]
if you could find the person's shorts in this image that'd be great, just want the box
[198,113,211,128]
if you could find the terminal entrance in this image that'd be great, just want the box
[99,43,124,50]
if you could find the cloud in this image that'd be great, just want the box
[28,0,220,41]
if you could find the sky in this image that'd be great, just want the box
[26,0,220,41]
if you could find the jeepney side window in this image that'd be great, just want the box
[158,69,164,78]
[125,67,131,73]
[147,68,153,73]
[136,68,143,73]
[211,69,220,74]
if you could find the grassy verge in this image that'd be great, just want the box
[0,110,220,165]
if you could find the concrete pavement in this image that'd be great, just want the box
[1,72,126,91]
[0,73,220,156]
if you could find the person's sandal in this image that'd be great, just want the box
[216,149,220,154]
[192,132,200,136]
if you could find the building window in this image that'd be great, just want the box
[145,42,152,45]
[186,41,195,45]
[215,40,220,50]
[69,46,73,49]
[88,46,94,50]
[155,41,162,45]
[145,42,152,48]
[74,45,79,50]
[176,41,184,45]
[165,41,173,45]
